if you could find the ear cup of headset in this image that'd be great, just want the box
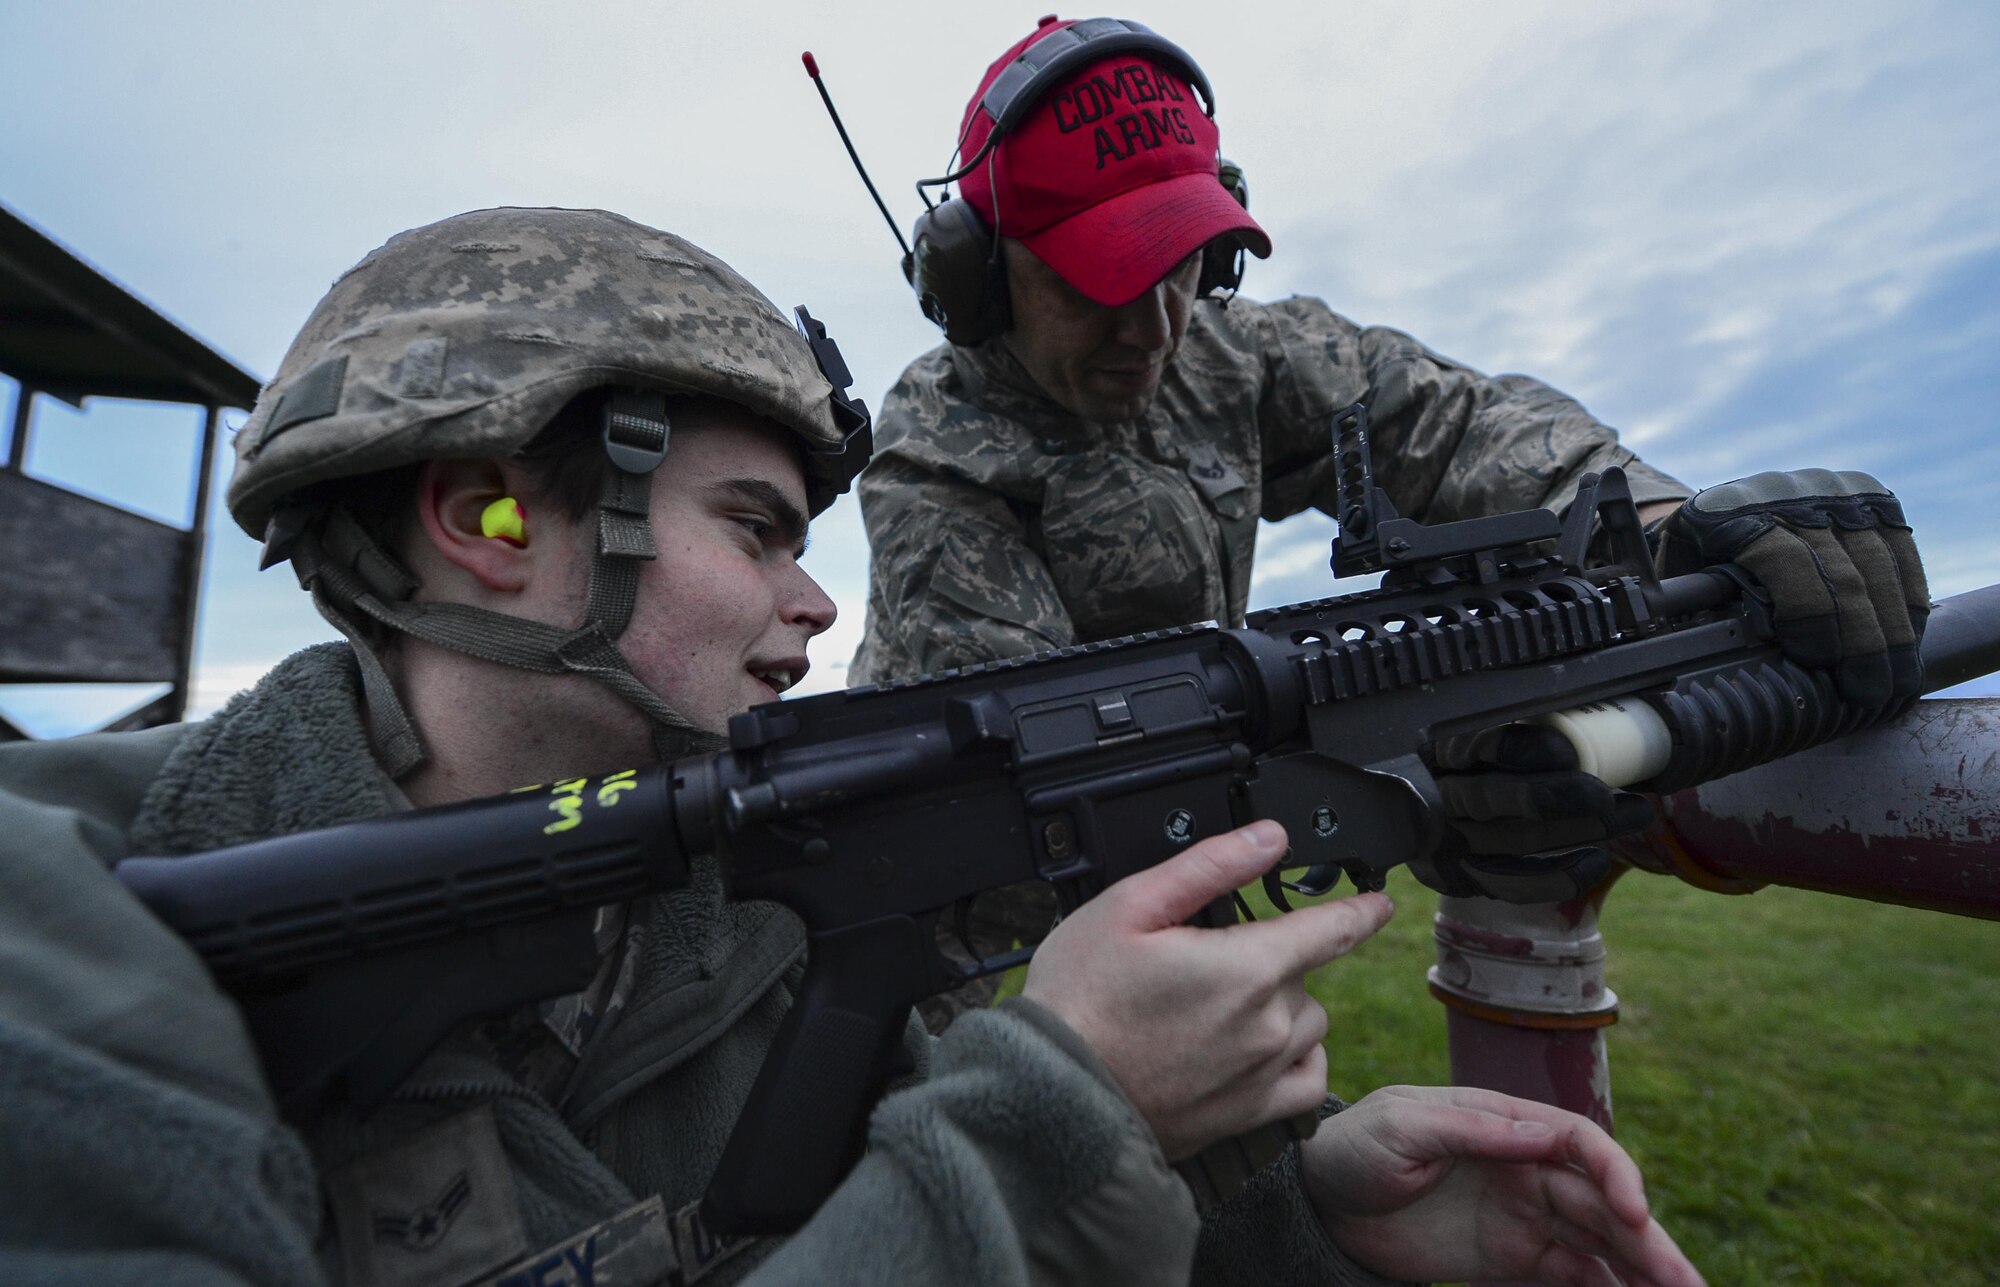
[907,162,1251,338]
[908,199,1011,347]
[1196,237,1246,298]
[1196,158,1251,297]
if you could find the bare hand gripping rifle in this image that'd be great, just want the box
[116,404,1932,1236]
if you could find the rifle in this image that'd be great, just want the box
[116,403,1930,1236]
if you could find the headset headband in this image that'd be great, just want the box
[980,18,1215,133]
[929,17,1215,190]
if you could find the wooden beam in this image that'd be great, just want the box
[4,382,29,472]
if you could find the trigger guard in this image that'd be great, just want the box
[1287,863,1342,896]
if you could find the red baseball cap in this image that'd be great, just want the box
[955,16,1271,307]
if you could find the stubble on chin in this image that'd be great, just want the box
[1082,376,1162,423]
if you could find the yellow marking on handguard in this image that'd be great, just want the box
[597,769,638,808]
[544,798,582,834]
[543,778,588,835]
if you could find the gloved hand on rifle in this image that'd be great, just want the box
[1423,722,1652,903]
[1652,468,1930,707]
[1424,468,1930,903]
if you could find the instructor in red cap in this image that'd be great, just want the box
[849,13,1929,1028]
[849,14,1691,1028]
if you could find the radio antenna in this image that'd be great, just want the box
[802,52,912,258]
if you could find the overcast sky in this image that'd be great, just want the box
[4,0,1998,735]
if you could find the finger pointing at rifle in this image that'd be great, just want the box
[1024,821,1394,1160]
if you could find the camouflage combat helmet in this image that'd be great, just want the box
[229,207,872,775]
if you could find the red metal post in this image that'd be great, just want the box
[1429,881,1622,1133]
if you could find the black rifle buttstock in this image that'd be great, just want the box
[701,915,930,1236]
[245,909,603,1116]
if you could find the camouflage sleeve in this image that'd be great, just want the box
[1252,298,1690,525]
[850,453,1075,685]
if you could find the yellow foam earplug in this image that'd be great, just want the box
[480,497,527,546]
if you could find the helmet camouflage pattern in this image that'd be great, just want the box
[229,206,860,538]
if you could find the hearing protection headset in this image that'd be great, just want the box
[902,17,1253,346]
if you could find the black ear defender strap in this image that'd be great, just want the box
[907,16,1243,347]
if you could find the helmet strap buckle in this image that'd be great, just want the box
[602,389,670,474]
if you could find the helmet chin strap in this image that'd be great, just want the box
[281,391,728,779]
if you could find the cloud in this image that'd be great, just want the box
[187,661,280,722]
[1261,2,2000,599]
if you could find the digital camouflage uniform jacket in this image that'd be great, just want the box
[0,643,1406,1287]
[851,295,1691,683]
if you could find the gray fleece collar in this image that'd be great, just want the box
[129,643,404,856]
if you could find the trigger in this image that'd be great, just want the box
[1341,863,1388,894]
[1283,863,1343,897]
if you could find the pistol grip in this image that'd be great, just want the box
[701,915,927,1236]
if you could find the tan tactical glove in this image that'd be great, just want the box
[1653,468,1930,707]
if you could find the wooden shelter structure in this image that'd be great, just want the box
[0,202,261,738]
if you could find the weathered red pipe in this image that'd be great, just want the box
[1616,697,2000,919]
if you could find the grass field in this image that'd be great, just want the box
[1299,867,2000,1285]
